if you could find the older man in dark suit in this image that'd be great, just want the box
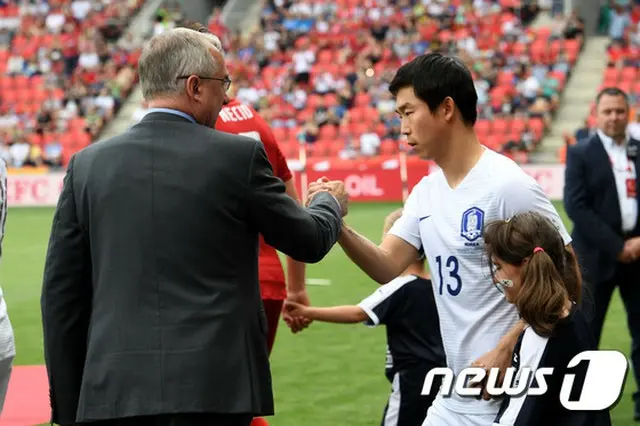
[564,87,640,421]
[41,28,346,426]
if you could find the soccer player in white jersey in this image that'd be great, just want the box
[307,53,573,425]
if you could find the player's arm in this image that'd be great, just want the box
[41,155,92,425]
[563,144,624,260]
[339,226,418,284]
[338,189,423,284]
[497,320,526,353]
[472,318,527,401]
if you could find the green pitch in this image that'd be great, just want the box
[2,204,635,425]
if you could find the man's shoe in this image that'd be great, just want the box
[251,418,269,426]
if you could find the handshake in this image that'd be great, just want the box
[306,177,350,217]
[282,299,315,334]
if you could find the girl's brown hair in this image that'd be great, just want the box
[483,212,581,337]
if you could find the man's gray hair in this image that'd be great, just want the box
[138,28,223,100]
[201,32,223,54]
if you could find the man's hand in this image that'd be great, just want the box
[620,237,640,263]
[306,177,349,217]
[282,289,312,333]
[306,178,329,203]
[470,345,513,400]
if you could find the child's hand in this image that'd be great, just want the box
[284,300,308,318]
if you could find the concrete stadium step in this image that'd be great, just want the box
[98,87,145,141]
[221,0,262,32]
[95,0,167,142]
[532,35,610,164]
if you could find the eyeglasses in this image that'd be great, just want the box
[177,75,232,92]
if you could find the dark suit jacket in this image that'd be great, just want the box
[41,112,342,424]
[563,133,640,284]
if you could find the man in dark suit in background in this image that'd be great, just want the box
[564,87,640,421]
[41,28,347,426]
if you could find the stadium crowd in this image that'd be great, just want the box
[0,0,150,169]
[210,0,583,163]
[0,0,590,169]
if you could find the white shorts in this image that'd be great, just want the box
[422,397,496,426]
[0,355,12,414]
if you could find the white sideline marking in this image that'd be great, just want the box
[306,278,332,286]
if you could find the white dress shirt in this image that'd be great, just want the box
[598,129,638,232]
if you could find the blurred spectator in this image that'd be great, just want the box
[153,8,176,36]
[360,130,381,157]
[563,10,585,39]
[573,119,592,142]
[629,111,640,139]
[609,5,632,41]
[8,136,30,168]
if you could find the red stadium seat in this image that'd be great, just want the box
[511,118,526,134]
[317,49,333,65]
[380,139,398,155]
[475,119,491,135]
[354,93,372,108]
[621,67,637,82]
[271,127,287,142]
[349,122,369,137]
[492,118,510,134]
[318,125,338,140]
[603,67,619,83]
[528,118,545,140]
[349,107,366,122]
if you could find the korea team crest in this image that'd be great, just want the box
[461,207,485,242]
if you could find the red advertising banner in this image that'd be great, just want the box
[3,161,565,207]
[290,157,432,202]
[290,159,566,202]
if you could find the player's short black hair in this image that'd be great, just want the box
[389,53,478,126]
[595,87,629,107]
[178,20,209,33]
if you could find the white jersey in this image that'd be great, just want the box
[388,148,571,416]
[0,159,13,362]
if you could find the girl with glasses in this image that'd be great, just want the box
[483,211,612,426]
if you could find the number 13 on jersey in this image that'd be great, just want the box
[435,255,462,296]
